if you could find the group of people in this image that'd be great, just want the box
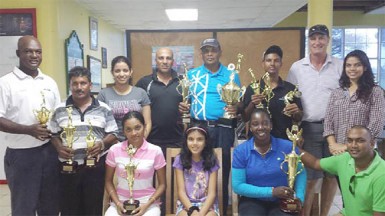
[1,23,385,216]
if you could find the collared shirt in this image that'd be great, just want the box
[136,69,183,146]
[287,55,343,122]
[0,67,61,149]
[106,140,166,203]
[323,86,385,143]
[320,152,385,215]
[232,136,306,202]
[50,96,118,164]
[187,63,241,121]
[243,77,302,140]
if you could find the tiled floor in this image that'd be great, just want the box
[0,184,342,216]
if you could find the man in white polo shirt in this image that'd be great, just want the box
[0,35,61,215]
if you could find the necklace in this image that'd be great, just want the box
[254,143,272,157]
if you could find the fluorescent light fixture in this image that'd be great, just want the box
[165,9,198,21]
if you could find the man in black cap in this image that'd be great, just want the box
[287,24,343,215]
[242,45,303,140]
[179,38,241,214]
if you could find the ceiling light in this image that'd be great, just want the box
[165,9,198,21]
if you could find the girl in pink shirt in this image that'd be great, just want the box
[105,111,166,216]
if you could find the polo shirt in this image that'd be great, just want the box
[0,67,61,149]
[320,152,385,215]
[286,55,342,122]
[232,136,306,202]
[243,77,302,140]
[106,140,166,203]
[136,69,183,147]
[187,63,241,121]
[50,96,118,164]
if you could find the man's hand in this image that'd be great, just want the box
[250,94,265,106]
[225,105,238,116]
[87,141,104,158]
[56,145,74,159]
[28,123,52,141]
[329,142,346,155]
[178,102,190,115]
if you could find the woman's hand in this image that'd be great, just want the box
[273,186,295,199]
[328,142,346,155]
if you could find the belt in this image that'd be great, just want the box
[303,120,323,124]
[191,118,237,128]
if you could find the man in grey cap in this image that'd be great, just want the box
[179,38,241,214]
[287,24,343,215]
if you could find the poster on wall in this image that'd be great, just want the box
[151,46,194,75]
[0,9,37,78]
[65,30,84,95]
[0,8,37,37]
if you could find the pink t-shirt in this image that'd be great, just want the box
[106,140,166,203]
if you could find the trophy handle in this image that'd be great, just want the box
[280,153,289,175]
[238,86,246,101]
[296,160,304,175]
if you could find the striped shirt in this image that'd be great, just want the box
[287,55,343,122]
[50,96,118,164]
[106,140,166,203]
[323,86,385,143]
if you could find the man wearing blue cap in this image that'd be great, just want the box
[179,38,241,214]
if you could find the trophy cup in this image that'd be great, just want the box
[34,91,52,126]
[60,107,79,174]
[279,124,304,213]
[283,85,302,117]
[261,72,275,109]
[85,119,97,168]
[122,144,140,215]
[176,63,192,124]
[217,54,246,121]
[248,68,264,108]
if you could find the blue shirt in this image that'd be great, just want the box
[232,136,306,202]
[187,63,241,120]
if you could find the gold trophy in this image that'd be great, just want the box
[217,53,246,121]
[176,62,192,124]
[283,85,302,116]
[60,106,79,174]
[248,68,264,108]
[34,91,52,125]
[280,124,304,213]
[85,119,97,168]
[261,72,275,108]
[122,144,140,215]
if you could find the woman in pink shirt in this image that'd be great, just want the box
[105,111,166,216]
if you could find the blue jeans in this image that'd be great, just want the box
[239,197,295,216]
[4,142,60,216]
[208,126,235,215]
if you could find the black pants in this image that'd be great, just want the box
[239,197,295,216]
[4,142,60,216]
[60,155,106,216]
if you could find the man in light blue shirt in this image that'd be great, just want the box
[179,38,241,215]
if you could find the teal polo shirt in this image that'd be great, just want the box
[320,152,385,215]
[187,63,241,121]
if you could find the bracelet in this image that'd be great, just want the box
[99,140,105,151]
[148,196,156,203]
[187,206,199,216]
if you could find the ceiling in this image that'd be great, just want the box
[75,0,385,31]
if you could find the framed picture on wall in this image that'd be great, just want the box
[87,55,102,93]
[101,47,107,68]
[89,17,98,50]
[65,30,84,95]
[0,8,37,37]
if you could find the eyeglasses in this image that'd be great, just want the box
[349,175,356,196]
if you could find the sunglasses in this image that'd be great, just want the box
[349,175,356,196]
[310,25,328,32]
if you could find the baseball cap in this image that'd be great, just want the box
[200,38,221,49]
[308,24,329,37]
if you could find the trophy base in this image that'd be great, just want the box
[122,200,140,215]
[61,160,78,174]
[280,198,302,214]
[85,157,96,168]
[182,116,191,124]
